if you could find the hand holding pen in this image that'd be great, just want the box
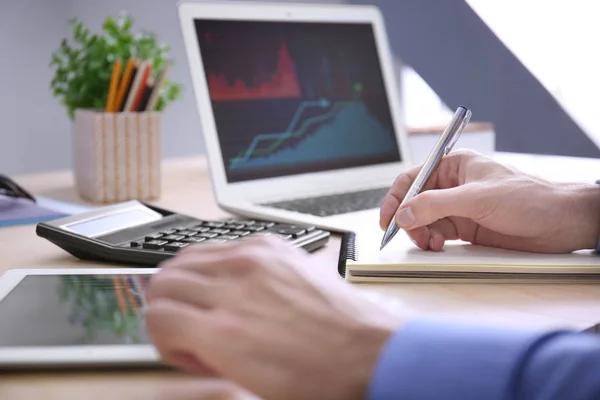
[380,106,472,250]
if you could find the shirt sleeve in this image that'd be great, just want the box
[368,319,600,400]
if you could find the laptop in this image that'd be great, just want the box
[178,1,412,232]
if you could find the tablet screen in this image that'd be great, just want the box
[0,274,152,347]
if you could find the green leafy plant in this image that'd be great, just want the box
[50,12,182,119]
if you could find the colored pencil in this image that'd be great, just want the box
[106,59,122,112]
[130,64,151,112]
[145,65,169,111]
[114,58,136,112]
[123,61,149,112]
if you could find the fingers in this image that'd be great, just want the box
[160,236,291,276]
[380,164,423,230]
[395,185,476,231]
[381,149,485,230]
[146,268,218,309]
[405,219,459,251]
[145,298,213,370]
[427,219,459,251]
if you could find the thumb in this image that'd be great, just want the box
[395,186,476,230]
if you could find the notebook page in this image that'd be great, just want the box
[349,223,600,274]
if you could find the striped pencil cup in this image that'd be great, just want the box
[73,109,162,203]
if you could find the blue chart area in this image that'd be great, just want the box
[229,101,396,170]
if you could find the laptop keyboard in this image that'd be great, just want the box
[262,187,390,217]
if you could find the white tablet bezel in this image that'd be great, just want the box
[177,1,412,203]
[0,268,161,369]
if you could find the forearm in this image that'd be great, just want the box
[368,319,600,400]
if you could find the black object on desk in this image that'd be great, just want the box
[36,200,330,266]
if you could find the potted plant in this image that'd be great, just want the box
[49,13,182,203]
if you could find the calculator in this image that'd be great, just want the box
[36,200,330,266]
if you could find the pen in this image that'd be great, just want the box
[380,105,472,250]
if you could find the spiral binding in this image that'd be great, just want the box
[337,231,357,278]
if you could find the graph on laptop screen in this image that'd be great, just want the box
[194,20,402,183]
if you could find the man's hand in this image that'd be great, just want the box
[380,149,600,253]
[145,237,401,400]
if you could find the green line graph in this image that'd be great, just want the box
[229,98,352,168]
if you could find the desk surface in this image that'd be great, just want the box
[2,153,600,399]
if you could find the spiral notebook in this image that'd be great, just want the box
[338,228,600,283]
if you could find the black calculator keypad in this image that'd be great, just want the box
[163,242,189,252]
[145,233,163,241]
[176,230,197,236]
[197,232,219,239]
[182,237,206,243]
[190,226,210,233]
[204,222,225,228]
[208,228,230,235]
[162,234,185,241]
[124,218,321,254]
[143,240,168,249]
[204,238,227,243]
[244,226,265,232]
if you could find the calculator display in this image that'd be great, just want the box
[64,208,161,238]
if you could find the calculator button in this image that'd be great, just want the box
[161,234,185,241]
[163,242,189,252]
[197,232,219,239]
[219,234,239,240]
[176,230,197,237]
[190,226,210,233]
[234,220,255,225]
[244,226,265,232]
[249,231,272,237]
[273,228,306,238]
[143,240,168,250]
[231,230,250,236]
[223,223,246,230]
[253,222,276,228]
[129,241,141,247]
[209,228,230,235]
[145,233,163,241]
[182,237,206,243]
[277,224,314,232]
[159,229,178,235]
[204,222,225,228]
[204,239,227,243]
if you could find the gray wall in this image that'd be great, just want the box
[1,0,205,176]
[0,0,344,176]
[352,0,600,158]
[0,0,72,175]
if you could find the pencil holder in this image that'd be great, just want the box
[72,109,162,203]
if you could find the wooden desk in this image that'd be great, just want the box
[2,154,600,399]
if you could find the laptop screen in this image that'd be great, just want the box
[193,20,402,183]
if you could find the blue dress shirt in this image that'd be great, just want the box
[368,319,600,399]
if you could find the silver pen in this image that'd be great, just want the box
[380,105,472,250]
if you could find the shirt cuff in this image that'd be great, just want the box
[368,319,559,400]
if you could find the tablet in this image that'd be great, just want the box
[0,268,163,369]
